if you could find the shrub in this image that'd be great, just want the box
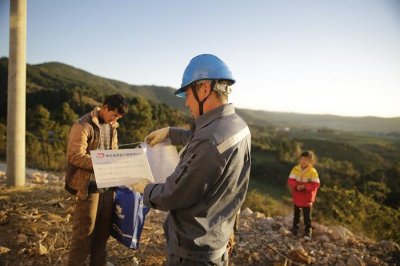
[315,186,400,244]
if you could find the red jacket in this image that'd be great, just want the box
[287,165,320,207]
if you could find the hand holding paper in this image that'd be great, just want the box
[129,180,148,194]
[144,127,169,147]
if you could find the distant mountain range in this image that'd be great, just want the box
[236,108,400,133]
[1,57,399,133]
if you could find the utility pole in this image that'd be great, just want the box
[7,0,27,186]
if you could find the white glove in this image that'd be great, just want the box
[129,180,148,194]
[144,127,169,147]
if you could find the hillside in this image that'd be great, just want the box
[0,176,399,265]
[0,58,186,114]
[1,57,399,133]
[1,57,400,254]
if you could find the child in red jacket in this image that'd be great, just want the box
[287,151,320,239]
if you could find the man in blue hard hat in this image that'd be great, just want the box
[134,54,251,265]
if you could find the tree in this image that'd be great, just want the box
[364,181,391,204]
[54,102,78,125]
[117,96,154,145]
[385,163,400,208]
[27,105,54,134]
[0,123,6,159]
[26,105,55,169]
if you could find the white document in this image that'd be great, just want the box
[141,139,180,183]
[90,148,154,188]
[90,140,180,188]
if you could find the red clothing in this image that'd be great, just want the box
[288,165,320,207]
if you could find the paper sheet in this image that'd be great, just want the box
[141,139,180,183]
[90,148,154,188]
[91,140,180,188]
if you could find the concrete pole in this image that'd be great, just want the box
[7,0,27,187]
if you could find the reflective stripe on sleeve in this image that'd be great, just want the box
[217,127,250,154]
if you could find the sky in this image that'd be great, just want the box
[1,0,400,118]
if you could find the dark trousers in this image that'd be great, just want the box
[292,205,312,237]
[68,189,114,266]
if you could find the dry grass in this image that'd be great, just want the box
[0,181,166,266]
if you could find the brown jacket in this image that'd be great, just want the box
[65,107,119,200]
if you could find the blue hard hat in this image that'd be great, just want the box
[175,54,235,97]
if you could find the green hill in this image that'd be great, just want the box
[0,58,186,112]
[2,57,399,133]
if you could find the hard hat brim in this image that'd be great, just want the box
[174,86,187,98]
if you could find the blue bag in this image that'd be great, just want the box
[111,187,150,249]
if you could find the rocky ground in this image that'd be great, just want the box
[0,171,399,266]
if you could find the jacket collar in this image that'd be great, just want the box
[195,104,235,131]
[90,107,119,129]
[296,164,312,173]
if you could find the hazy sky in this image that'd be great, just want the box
[1,0,400,117]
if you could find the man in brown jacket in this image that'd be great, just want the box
[65,94,128,266]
